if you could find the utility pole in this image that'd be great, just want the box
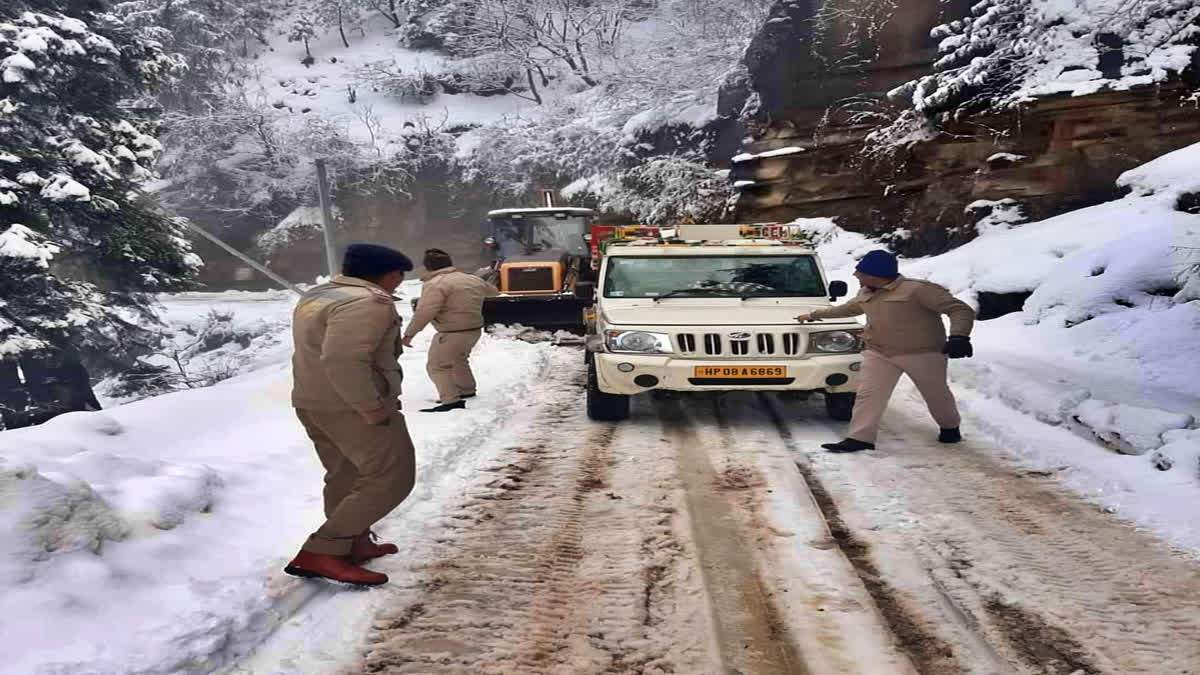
[179,220,302,295]
[315,158,338,277]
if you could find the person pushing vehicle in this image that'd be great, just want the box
[795,250,976,453]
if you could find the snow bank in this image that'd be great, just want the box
[1118,140,1200,202]
[797,143,1200,525]
[0,288,557,674]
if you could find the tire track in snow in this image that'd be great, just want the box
[766,387,1200,674]
[754,394,966,675]
[356,369,716,674]
[658,397,807,675]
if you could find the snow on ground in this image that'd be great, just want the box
[792,142,1200,551]
[247,15,550,146]
[0,281,555,674]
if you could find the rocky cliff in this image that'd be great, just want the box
[723,0,1200,255]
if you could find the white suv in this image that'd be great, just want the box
[578,225,863,421]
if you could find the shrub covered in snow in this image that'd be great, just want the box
[102,308,288,402]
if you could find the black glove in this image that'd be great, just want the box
[943,335,973,359]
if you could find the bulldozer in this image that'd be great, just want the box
[475,202,596,331]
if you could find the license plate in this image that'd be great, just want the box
[693,366,787,378]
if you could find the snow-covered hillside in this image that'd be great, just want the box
[159,0,760,251]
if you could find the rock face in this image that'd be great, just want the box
[725,0,1200,255]
[732,0,971,122]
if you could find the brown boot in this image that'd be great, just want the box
[350,530,399,564]
[284,550,388,586]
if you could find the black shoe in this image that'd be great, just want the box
[938,427,962,443]
[461,393,476,399]
[821,438,875,453]
[420,400,466,413]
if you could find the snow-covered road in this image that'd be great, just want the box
[238,353,1200,675]
[4,288,1198,675]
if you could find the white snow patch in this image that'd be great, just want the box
[732,147,805,163]
[1073,399,1194,455]
[39,173,91,202]
[1,52,36,83]
[0,224,61,267]
[1117,141,1200,201]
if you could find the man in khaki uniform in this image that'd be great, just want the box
[796,250,976,453]
[402,248,499,413]
[284,244,416,586]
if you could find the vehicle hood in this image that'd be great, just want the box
[600,299,846,327]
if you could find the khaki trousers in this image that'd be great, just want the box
[427,328,482,404]
[296,408,416,555]
[847,350,961,444]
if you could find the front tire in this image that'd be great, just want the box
[825,392,856,421]
[586,355,630,421]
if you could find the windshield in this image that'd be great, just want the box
[489,214,589,257]
[603,255,825,298]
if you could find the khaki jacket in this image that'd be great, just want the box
[809,276,975,356]
[292,275,404,412]
[404,267,499,337]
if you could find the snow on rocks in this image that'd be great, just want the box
[1073,400,1195,455]
[731,146,805,163]
[0,457,129,584]
[40,172,91,201]
[1154,429,1200,477]
[0,51,36,84]
[965,198,1026,235]
[1117,140,1200,202]
[0,223,61,267]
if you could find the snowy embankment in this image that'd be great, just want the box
[799,143,1200,551]
[0,281,553,674]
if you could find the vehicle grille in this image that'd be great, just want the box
[505,266,556,292]
[674,331,806,357]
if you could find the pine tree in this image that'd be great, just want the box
[0,1,200,428]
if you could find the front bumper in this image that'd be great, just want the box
[593,352,862,395]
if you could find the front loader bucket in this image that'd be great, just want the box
[483,295,586,333]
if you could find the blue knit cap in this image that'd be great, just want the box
[342,243,413,278]
[856,250,899,279]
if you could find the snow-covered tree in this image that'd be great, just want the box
[362,0,404,28]
[288,13,318,65]
[0,2,200,428]
[314,0,364,49]
[457,0,635,92]
[888,0,1200,123]
[113,0,229,111]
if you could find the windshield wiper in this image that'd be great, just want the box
[653,288,742,302]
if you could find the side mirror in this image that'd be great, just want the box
[575,280,596,307]
[828,280,848,301]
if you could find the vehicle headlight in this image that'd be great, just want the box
[605,330,673,354]
[807,329,862,353]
